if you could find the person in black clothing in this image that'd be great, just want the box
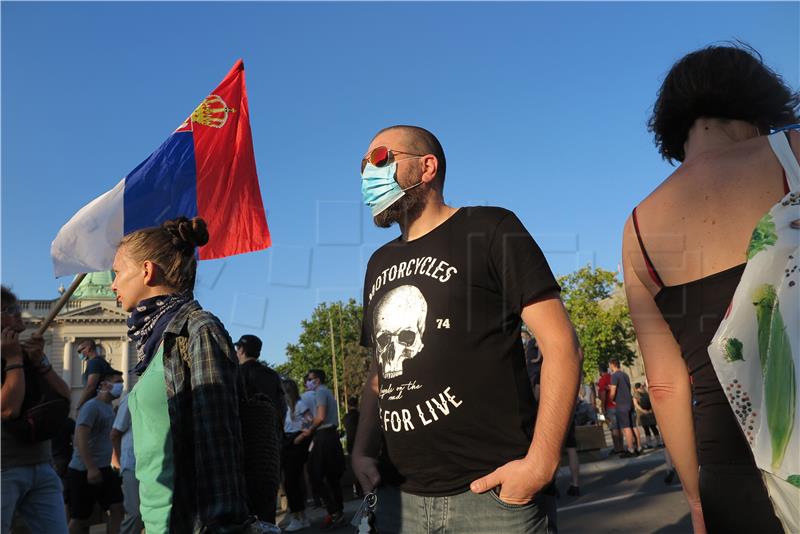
[352,125,582,533]
[342,396,362,498]
[234,334,286,525]
[623,44,796,533]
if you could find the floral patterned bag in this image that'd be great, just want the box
[708,129,800,532]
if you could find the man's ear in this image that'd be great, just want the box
[420,155,439,184]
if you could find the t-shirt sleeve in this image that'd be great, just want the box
[489,211,560,314]
[112,397,131,433]
[76,401,98,429]
[611,373,619,387]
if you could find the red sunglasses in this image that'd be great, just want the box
[361,146,425,174]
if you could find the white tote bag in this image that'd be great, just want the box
[708,129,800,532]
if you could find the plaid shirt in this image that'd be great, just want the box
[161,300,251,533]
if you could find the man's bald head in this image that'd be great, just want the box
[373,125,446,187]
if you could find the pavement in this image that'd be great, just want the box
[276,447,693,533]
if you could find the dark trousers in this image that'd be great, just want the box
[642,424,660,438]
[282,433,310,513]
[308,427,345,516]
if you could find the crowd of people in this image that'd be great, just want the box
[2,42,798,534]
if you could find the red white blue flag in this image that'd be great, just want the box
[51,60,271,277]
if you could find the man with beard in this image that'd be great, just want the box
[352,125,582,533]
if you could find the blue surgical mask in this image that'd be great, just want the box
[110,383,124,399]
[305,379,317,391]
[361,162,422,216]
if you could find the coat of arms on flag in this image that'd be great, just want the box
[51,60,270,278]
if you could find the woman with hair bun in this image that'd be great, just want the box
[111,216,252,533]
[623,43,798,533]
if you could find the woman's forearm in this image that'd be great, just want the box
[649,374,700,500]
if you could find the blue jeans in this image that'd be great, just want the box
[1,463,68,534]
[374,485,555,533]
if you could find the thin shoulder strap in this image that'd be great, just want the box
[768,130,800,191]
[631,207,665,288]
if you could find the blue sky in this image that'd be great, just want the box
[3,2,798,365]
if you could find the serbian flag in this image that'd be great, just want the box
[51,60,270,277]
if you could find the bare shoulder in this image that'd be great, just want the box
[631,136,786,283]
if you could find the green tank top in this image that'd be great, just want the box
[128,346,174,533]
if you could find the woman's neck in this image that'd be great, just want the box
[683,117,760,162]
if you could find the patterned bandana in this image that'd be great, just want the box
[128,291,193,375]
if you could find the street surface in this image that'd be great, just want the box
[281,448,692,533]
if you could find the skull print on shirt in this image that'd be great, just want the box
[373,285,428,379]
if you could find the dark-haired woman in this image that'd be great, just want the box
[280,379,312,532]
[623,44,798,533]
[111,217,251,533]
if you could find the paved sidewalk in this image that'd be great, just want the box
[275,448,692,533]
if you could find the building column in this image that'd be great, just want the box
[121,338,130,391]
[62,337,74,384]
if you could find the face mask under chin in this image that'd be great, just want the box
[373,183,428,228]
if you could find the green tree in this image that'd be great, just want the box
[557,265,637,382]
[276,299,370,411]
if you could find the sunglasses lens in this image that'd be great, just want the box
[370,146,390,168]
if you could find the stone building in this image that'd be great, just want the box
[18,271,136,415]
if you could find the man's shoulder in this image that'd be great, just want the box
[87,357,111,372]
[460,205,514,223]
[243,359,279,377]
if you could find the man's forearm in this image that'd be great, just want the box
[111,432,122,466]
[526,342,582,470]
[352,362,380,458]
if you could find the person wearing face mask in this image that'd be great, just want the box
[354,125,582,533]
[66,369,125,534]
[293,369,346,529]
[75,338,114,410]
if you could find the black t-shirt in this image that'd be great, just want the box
[360,207,560,495]
[82,357,113,384]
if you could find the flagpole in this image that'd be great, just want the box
[328,309,342,430]
[35,273,87,336]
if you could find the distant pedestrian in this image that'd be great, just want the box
[294,369,346,529]
[633,383,662,448]
[235,334,285,525]
[66,369,124,534]
[563,398,581,497]
[75,339,114,410]
[110,396,143,534]
[608,359,639,457]
[1,285,71,534]
[597,363,623,453]
[342,396,363,498]
[281,378,312,532]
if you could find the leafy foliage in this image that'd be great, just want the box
[276,299,370,409]
[557,265,637,382]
